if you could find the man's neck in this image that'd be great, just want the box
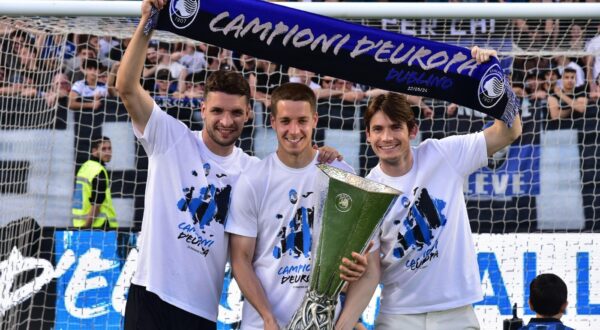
[277,147,316,169]
[379,151,414,177]
[202,130,234,157]
[535,313,563,320]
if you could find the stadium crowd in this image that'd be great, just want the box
[1,16,599,231]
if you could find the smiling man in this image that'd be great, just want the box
[116,0,259,329]
[226,83,368,330]
[336,47,523,330]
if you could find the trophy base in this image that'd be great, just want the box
[285,290,338,330]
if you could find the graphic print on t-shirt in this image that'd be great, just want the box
[175,164,231,256]
[392,187,448,270]
[272,189,314,260]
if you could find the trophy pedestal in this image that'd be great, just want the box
[286,290,337,330]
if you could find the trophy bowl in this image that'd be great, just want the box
[286,164,400,330]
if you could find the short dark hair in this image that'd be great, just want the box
[270,82,316,117]
[91,136,111,151]
[529,273,568,317]
[204,70,250,104]
[81,58,99,70]
[563,67,577,76]
[365,93,415,132]
[155,69,171,81]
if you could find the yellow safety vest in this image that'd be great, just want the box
[72,160,118,228]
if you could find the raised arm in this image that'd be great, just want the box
[115,0,160,133]
[470,46,522,156]
[230,234,280,330]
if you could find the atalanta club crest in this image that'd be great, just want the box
[335,193,352,213]
[478,63,505,109]
[170,0,199,29]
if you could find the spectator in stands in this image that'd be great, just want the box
[247,58,288,110]
[585,23,600,95]
[68,59,114,111]
[553,55,585,89]
[152,68,176,98]
[178,42,207,74]
[548,67,588,120]
[156,42,185,80]
[174,70,205,99]
[65,44,98,82]
[141,42,159,91]
[525,70,549,102]
[109,37,131,62]
[519,273,574,330]
[590,74,600,104]
[542,68,559,96]
[44,73,71,107]
[236,53,257,78]
[72,135,118,229]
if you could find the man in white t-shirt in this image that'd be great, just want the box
[115,1,257,328]
[226,83,369,330]
[115,2,342,328]
[336,47,523,330]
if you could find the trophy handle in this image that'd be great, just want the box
[285,290,338,330]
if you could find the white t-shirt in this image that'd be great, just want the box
[368,132,486,314]
[586,35,600,83]
[225,152,353,330]
[71,80,108,98]
[132,103,259,321]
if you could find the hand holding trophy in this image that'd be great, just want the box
[286,164,400,330]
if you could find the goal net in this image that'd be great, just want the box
[0,11,599,330]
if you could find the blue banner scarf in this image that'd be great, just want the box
[150,0,519,126]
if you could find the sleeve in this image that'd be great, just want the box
[133,101,190,157]
[435,132,488,178]
[225,174,260,238]
[71,80,83,95]
[89,171,107,205]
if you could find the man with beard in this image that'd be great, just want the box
[116,1,342,328]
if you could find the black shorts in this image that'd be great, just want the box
[124,283,216,330]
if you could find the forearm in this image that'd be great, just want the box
[335,251,380,330]
[232,259,277,325]
[85,204,102,227]
[68,98,95,110]
[117,14,152,97]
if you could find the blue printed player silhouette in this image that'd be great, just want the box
[177,183,232,229]
[393,188,447,258]
[273,206,314,259]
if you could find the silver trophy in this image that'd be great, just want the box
[286,164,400,330]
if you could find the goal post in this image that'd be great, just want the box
[0,3,599,329]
